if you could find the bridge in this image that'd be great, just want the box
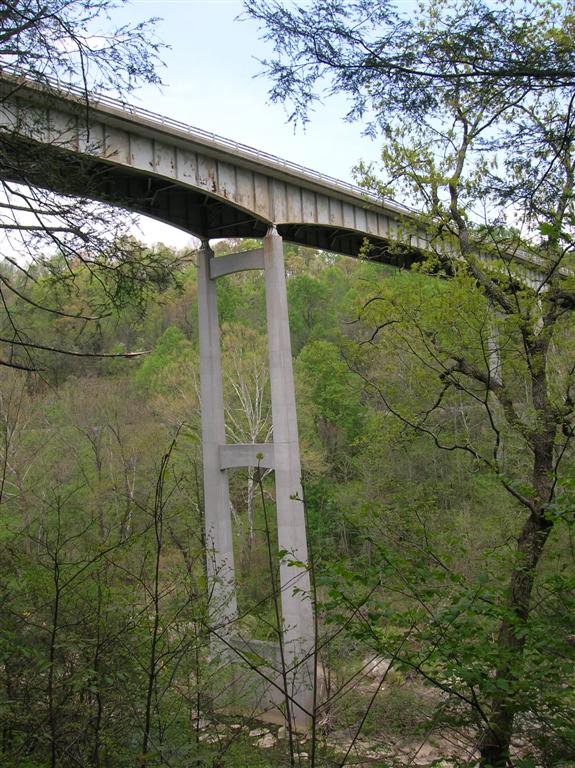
[0,72,539,730]
[0,72,429,264]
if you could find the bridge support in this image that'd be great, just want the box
[263,227,314,728]
[198,239,238,628]
[197,229,314,730]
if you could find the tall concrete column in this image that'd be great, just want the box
[197,239,237,628]
[263,227,314,726]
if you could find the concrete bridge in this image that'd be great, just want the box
[0,72,434,730]
[0,72,535,729]
[0,72,428,263]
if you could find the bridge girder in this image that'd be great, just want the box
[0,75,425,265]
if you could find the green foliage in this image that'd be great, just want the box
[1,233,575,766]
[298,340,364,455]
[135,325,194,391]
[287,273,330,352]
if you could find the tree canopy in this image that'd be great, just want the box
[1,0,163,93]
[244,0,575,127]
[0,1,180,370]
[244,1,575,765]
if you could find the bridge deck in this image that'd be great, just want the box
[0,72,553,284]
[0,72,428,265]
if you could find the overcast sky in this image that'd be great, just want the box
[112,0,384,247]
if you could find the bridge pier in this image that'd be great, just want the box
[198,240,238,628]
[198,228,314,730]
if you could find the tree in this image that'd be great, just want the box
[0,0,179,371]
[244,0,575,128]
[221,321,272,558]
[244,0,575,764]
[297,339,365,475]
[1,0,163,92]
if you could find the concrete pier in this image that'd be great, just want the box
[198,239,238,628]
[263,227,314,727]
[197,230,314,729]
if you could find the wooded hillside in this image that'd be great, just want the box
[0,238,573,767]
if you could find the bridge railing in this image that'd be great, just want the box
[0,66,412,216]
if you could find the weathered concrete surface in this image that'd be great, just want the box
[219,443,275,470]
[0,73,426,265]
[198,230,313,730]
[263,227,314,730]
[198,240,237,629]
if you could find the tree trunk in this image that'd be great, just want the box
[479,508,552,766]
[479,331,557,766]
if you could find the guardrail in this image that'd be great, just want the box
[0,66,413,216]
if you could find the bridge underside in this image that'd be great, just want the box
[0,135,418,268]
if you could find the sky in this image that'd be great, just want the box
[110,0,386,248]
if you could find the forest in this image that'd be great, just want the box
[1,0,574,766]
[0,237,573,767]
